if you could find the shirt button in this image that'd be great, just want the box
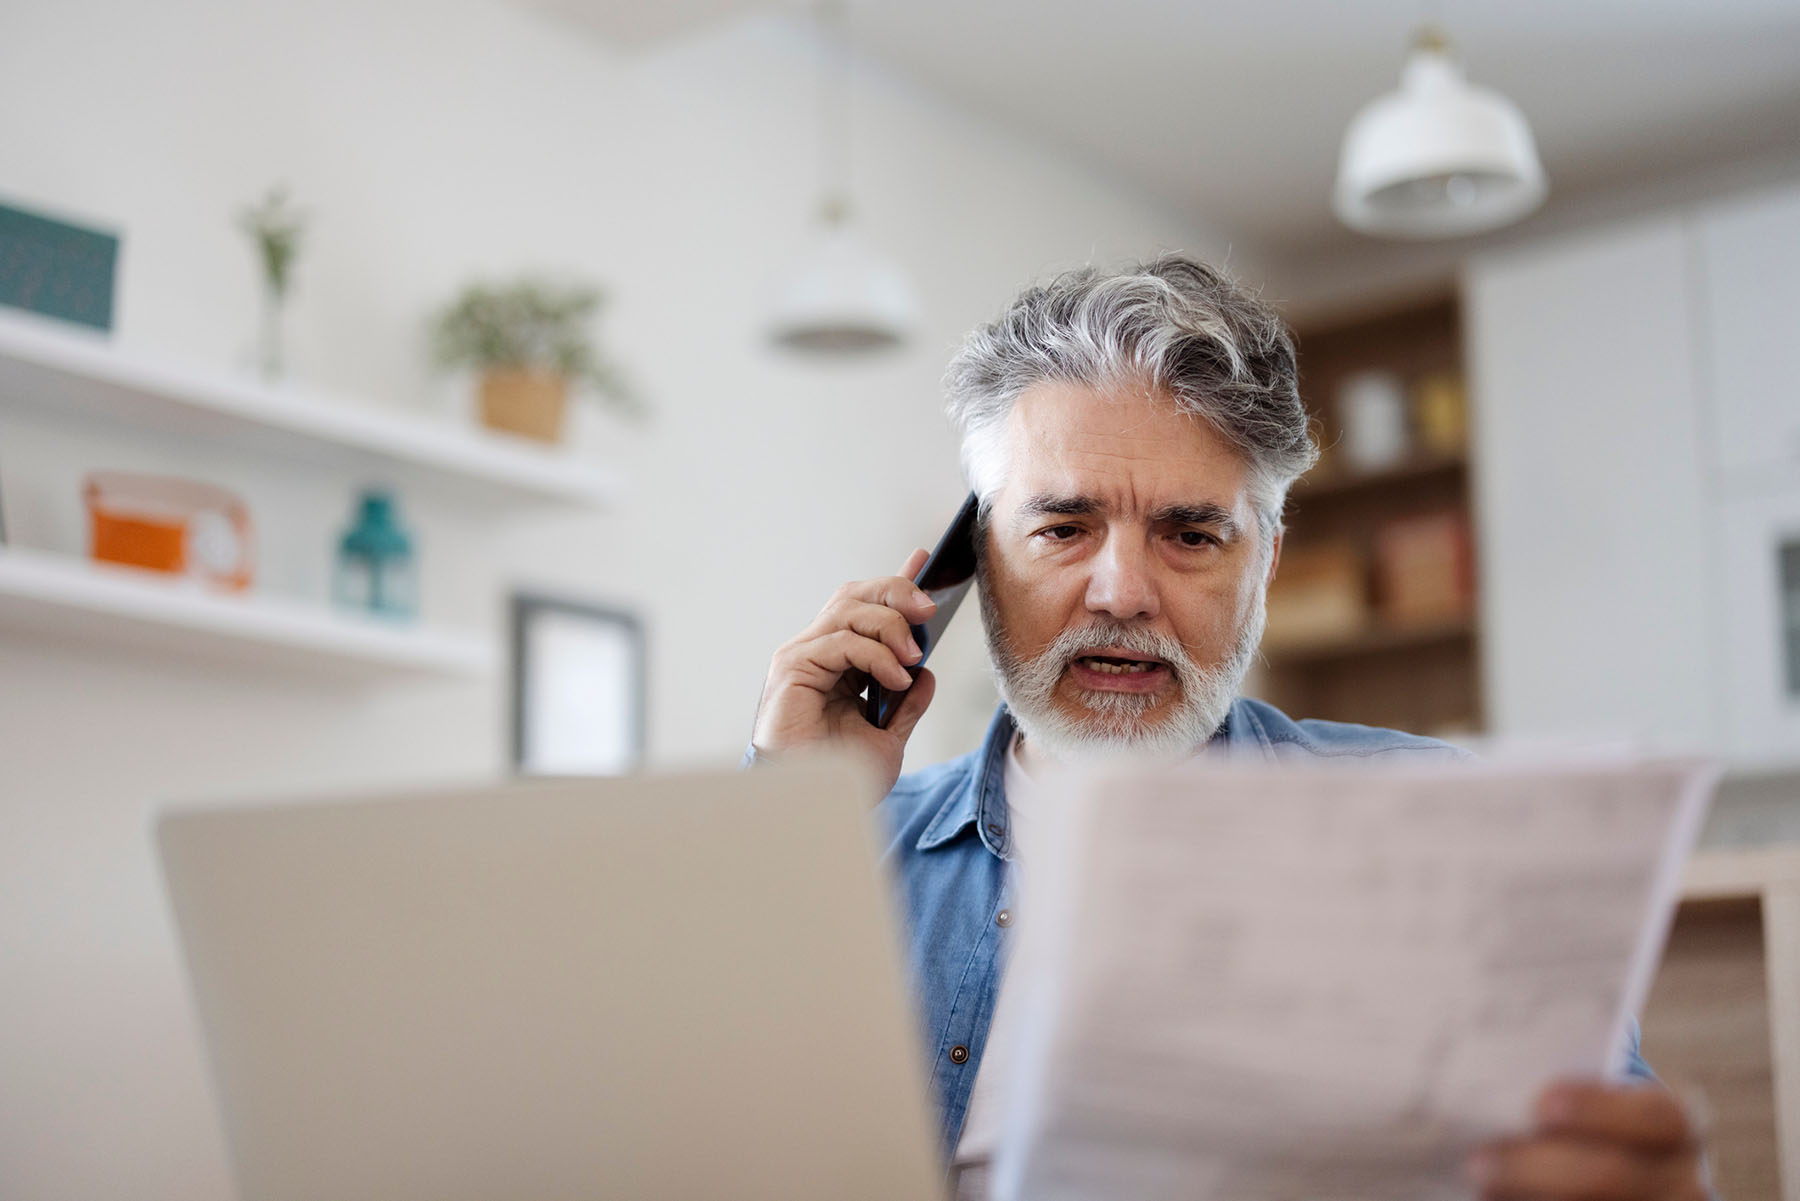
[949,1044,969,1065]
[996,909,1012,928]
[986,822,1004,837]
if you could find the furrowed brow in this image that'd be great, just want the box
[1153,502,1243,541]
[1017,493,1103,521]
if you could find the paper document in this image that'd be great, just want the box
[991,758,1716,1201]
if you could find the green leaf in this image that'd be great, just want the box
[430,276,640,417]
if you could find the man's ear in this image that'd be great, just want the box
[1264,529,1283,590]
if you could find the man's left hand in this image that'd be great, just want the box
[1469,1080,1708,1200]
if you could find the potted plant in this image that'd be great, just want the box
[431,278,636,444]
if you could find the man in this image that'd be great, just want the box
[751,256,1708,1200]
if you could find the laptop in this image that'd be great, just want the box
[156,753,944,1201]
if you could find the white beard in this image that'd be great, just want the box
[979,575,1265,765]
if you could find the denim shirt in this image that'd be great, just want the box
[869,696,1657,1157]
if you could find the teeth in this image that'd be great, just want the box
[1080,657,1157,675]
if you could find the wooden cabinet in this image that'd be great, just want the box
[1646,847,1800,1201]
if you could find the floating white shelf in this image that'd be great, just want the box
[0,546,497,680]
[0,310,619,509]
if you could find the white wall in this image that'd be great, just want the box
[0,2,1231,1195]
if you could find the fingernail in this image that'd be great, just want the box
[906,638,922,662]
[1465,1151,1497,1185]
[914,590,937,609]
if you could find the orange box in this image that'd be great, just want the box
[84,471,253,591]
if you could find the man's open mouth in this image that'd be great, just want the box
[1073,654,1167,676]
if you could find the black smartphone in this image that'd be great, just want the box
[866,492,981,729]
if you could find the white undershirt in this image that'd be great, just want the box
[949,734,1044,1201]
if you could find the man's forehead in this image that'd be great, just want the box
[1007,379,1244,458]
[999,381,1254,519]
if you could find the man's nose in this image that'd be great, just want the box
[1084,532,1159,621]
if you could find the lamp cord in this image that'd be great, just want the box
[816,0,852,224]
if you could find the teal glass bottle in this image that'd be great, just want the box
[334,489,416,619]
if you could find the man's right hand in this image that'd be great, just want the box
[751,548,941,799]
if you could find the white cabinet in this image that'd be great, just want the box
[1719,488,1800,765]
[1466,178,1800,766]
[1466,216,1719,752]
[1695,185,1800,483]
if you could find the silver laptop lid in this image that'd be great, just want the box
[157,754,942,1201]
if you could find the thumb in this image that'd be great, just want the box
[886,667,937,744]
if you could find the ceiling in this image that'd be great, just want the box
[518,0,1800,313]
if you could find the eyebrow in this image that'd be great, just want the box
[1018,493,1101,519]
[1016,493,1244,541]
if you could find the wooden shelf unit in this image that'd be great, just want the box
[1253,294,1481,737]
[1291,451,1467,501]
[1261,614,1475,665]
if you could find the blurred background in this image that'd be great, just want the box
[2,0,1798,1197]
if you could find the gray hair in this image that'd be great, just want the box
[944,254,1317,542]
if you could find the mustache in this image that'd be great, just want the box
[1040,620,1197,673]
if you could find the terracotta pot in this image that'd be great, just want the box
[478,367,569,443]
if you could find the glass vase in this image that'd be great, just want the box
[257,279,287,382]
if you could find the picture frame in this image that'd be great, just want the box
[510,591,645,776]
[0,199,121,332]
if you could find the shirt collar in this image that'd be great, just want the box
[916,705,1016,856]
[913,696,1276,859]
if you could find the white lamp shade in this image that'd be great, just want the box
[1334,45,1547,239]
[770,221,918,353]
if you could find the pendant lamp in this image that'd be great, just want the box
[1334,26,1547,239]
[769,1,917,353]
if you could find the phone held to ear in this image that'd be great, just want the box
[866,492,980,730]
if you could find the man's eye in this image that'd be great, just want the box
[1176,530,1218,548]
[1040,525,1081,541]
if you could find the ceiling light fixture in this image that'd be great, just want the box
[769,0,917,354]
[1333,25,1547,239]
